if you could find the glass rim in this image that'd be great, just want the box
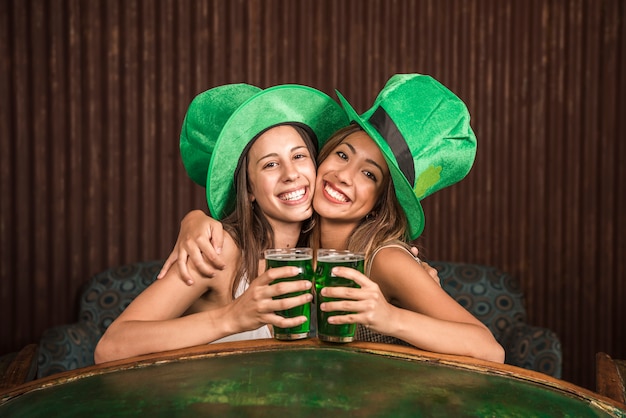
[316,249,365,258]
[264,247,313,257]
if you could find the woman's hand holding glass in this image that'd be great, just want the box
[319,266,395,334]
[233,266,313,333]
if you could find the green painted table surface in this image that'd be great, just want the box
[1,340,625,417]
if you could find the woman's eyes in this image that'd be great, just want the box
[262,153,309,169]
[334,151,377,181]
[363,171,377,182]
[336,151,348,160]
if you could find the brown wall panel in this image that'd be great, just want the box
[1,0,624,391]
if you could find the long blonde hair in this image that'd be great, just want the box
[309,124,410,268]
[222,124,317,298]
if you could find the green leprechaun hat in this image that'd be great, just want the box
[180,83,349,219]
[336,74,477,239]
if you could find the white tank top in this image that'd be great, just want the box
[211,276,272,344]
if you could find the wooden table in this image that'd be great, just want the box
[597,352,626,404]
[1,339,625,417]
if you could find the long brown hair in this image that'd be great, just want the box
[309,124,410,269]
[222,124,317,298]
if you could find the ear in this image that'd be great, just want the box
[249,193,256,203]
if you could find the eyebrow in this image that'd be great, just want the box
[343,141,385,174]
[256,145,308,164]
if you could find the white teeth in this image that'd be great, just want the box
[325,183,349,202]
[280,188,305,201]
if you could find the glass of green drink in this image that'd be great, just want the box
[264,248,314,340]
[315,249,365,343]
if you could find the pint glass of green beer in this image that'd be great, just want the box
[264,248,314,340]
[315,249,365,343]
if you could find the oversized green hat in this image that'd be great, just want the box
[180,83,349,219]
[336,74,477,239]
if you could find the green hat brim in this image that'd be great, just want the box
[336,91,425,240]
[207,85,349,219]
[180,84,263,186]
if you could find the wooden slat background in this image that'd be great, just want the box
[1,0,624,390]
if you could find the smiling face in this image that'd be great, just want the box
[245,125,318,230]
[313,129,390,228]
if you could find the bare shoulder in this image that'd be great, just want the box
[184,231,241,313]
[199,231,240,288]
[369,245,433,301]
[220,232,241,264]
[211,232,241,280]
[371,245,422,274]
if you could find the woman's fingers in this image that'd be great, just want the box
[421,261,441,285]
[268,279,312,297]
[193,234,226,273]
[325,312,360,325]
[268,314,309,328]
[269,292,313,311]
[249,266,313,307]
[206,224,225,260]
[177,250,195,285]
[255,266,303,286]
[317,267,388,329]
[157,250,178,279]
[320,285,365,300]
[327,266,370,287]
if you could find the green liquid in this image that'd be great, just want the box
[315,255,364,342]
[265,255,314,340]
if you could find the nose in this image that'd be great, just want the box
[333,164,354,185]
[283,160,300,182]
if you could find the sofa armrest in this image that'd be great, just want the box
[0,344,39,389]
[37,321,101,378]
[500,322,563,379]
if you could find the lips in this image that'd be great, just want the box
[278,187,307,202]
[323,181,350,203]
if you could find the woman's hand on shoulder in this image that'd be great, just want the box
[157,210,227,284]
[409,246,440,285]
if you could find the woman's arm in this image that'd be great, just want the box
[95,234,313,364]
[94,277,236,363]
[321,248,504,363]
[95,234,240,363]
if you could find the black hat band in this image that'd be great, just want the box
[368,106,415,186]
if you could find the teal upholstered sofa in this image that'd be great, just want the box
[433,261,561,378]
[37,261,164,378]
[36,260,562,379]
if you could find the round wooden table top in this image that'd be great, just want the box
[1,339,625,417]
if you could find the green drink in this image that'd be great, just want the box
[315,250,365,343]
[264,248,314,340]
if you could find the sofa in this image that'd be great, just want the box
[435,261,562,377]
[36,260,164,378]
[34,260,562,379]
